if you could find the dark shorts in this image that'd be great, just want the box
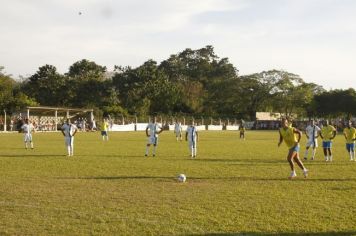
[323,141,332,148]
[346,143,355,152]
[101,131,108,136]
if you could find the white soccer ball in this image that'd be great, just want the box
[177,174,186,183]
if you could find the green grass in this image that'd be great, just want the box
[0,131,356,236]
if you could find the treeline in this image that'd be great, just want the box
[1,46,355,119]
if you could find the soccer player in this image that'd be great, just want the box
[239,125,246,140]
[343,120,356,161]
[186,121,198,158]
[174,120,183,141]
[101,118,109,141]
[61,118,78,157]
[320,120,336,162]
[21,118,35,149]
[278,117,308,179]
[304,119,321,160]
[145,116,163,157]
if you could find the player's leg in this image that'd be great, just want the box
[65,138,71,156]
[188,141,193,158]
[328,144,332,161]
[293,152,308,177]
[323,141,328,161]
[304,145,310,160]
[70,137,74,156]
[152,137,158,157]
[145,144,150,157]
[105,132,109,141]
[193,140,197,158]
[287,149,297,178]
[24,135,28,149]
[29,134,34,149]
[351,144,355,161]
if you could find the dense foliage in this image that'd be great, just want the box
[1,46,355,119]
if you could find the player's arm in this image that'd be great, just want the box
[185,131,188,141]
[293,128,302,144]
[196,131,199,142]
[145,127,149,137]
[278,130,283,147]
[72,127,78,137]
[157,126,164,134]
[319,130,324,139]
[61,128,65,136]
[305,130,309,139]
[331,129,337,140]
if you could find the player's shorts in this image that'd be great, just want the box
[148,136,158,145]
[346,143,355,152]
[175,130,182,136]
[322,141,332,148]
[65,136,74,146]
[189,140,197,149]
[24,134,32,142]
[101,131,108,136]
[289,144,300,153]
[306,139,318,148]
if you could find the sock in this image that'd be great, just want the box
[70,146,74,156]
[25,143,28,149]
[67,146,71,156]
[304,150,308,158]
[350,151,354,160]
[190,147,193,157]
[312,149,316,159]
[329,155,333,161]
[194,148,197,157]
[325,155,328,161]
[352,151,355,160]
[145,146,149,155]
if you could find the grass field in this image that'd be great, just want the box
[0,130,355,236]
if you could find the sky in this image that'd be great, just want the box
[1,0,355,89]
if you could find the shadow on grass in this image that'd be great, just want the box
[55,176,356,182]
[0,154,64,158]
[186,232,356,236]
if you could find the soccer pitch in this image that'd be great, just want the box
[0,131,355,236]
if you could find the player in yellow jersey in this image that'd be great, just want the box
[320,120,336,161]
[343,120,356,161]
[278,117,308,179]
[101,118,109,141]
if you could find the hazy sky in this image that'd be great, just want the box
[1,0,355,89]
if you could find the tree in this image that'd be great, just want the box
[23,65,70,106]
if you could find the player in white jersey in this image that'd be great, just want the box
[186,121,199,158]
[61,119,78,157]
[174,120,183,141]
[21,118,35,149]
[304,120,321,160]
[145,116,163,157]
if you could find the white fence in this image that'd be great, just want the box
[108,123,239,132]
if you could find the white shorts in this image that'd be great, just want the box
[189,140,197,149]
[175,130,182,136]
[306,139,318,148]
[65,136,74,146]
[24,134,32,142]
[147,136,158,145]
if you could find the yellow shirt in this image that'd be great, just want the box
[343,127,356,144]
[102,121,108,131]
[280,126,298,149]
[321,125,336,141]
